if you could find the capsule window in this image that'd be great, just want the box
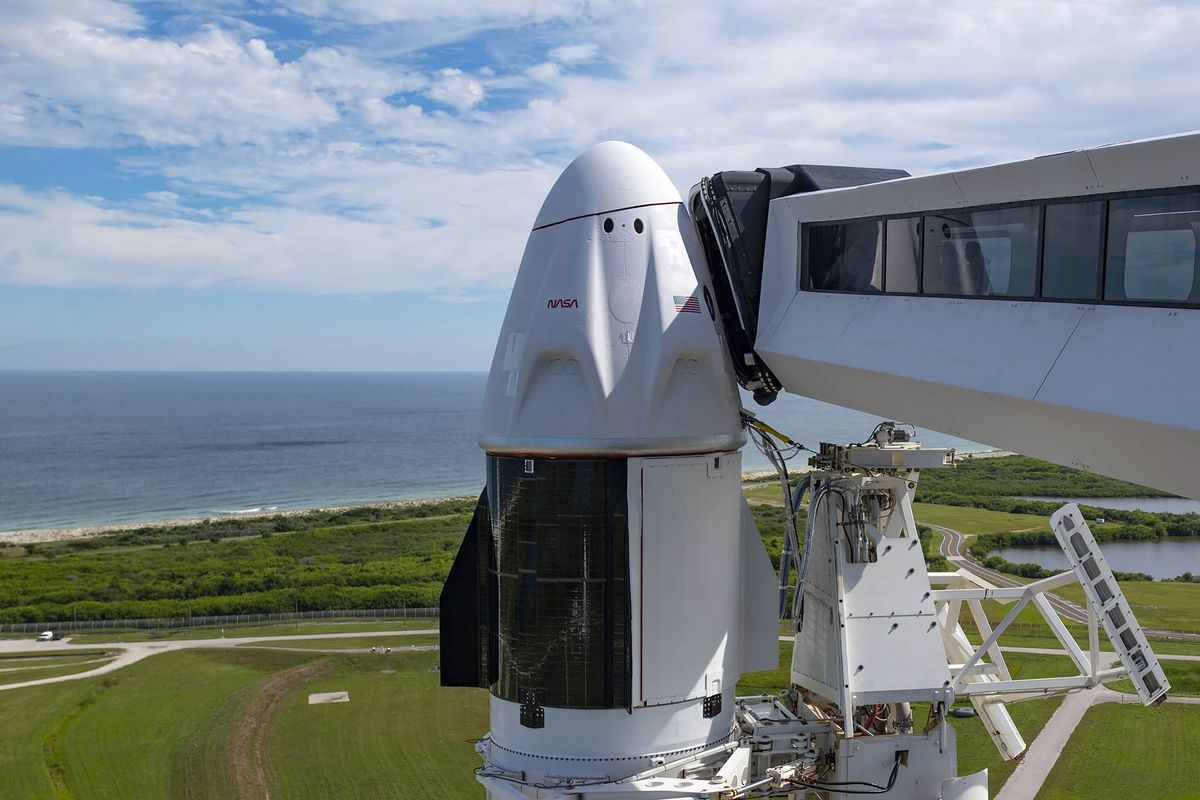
[634,218,644,234]
[603,218,614,233]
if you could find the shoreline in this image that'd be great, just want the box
[0,449,1017,546]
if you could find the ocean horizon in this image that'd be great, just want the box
[0,370,987,532]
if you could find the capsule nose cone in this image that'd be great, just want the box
[533,141,682,229]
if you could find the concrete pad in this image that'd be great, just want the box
[308,691,349,705]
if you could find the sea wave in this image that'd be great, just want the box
[215,506,280,515]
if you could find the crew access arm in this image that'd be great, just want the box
[692,134,1200,499]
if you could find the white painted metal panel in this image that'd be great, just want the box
[532,140,681,229]
[834,732,956,800]
[858,172,966,216]
[773,184,871,224]
[1087,133,1200,192]
[756,291,1200,499]
[487,693,734,778]
[1034,305,1200,426]
[638,453,741,705]
[738,497,779,675]
[842,541,949,704]
[791,491,844,701]
[952,151,1097,206]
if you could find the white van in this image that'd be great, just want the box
[36,631,54,642]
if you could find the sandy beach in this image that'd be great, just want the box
[1,450,1014,546]
[0,496,475,546]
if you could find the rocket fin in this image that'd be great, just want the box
[739,496,780,674]
[439,489,496,688]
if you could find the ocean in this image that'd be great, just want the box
[0,371,985,532]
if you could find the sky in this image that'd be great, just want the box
[0,0,1198,371]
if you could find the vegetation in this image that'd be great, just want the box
[1054,580,1200,632]
[0,622,1193,797]
[973,549,1154,582]
[911,502,1047,536]
[919,454,1171,499]
[1039,703,1200,799]
[65,618,436,644]
[917,525,950,571]
[950,653,1075,787]
[0,658,117,687]
[918,456,1200,547]
[244,634,440,650]
[0,646,485,799]
[1109,658,1200,697]
[0,512,474,624]
[266,651,485,799]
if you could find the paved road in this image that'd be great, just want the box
[930,523,1090,623]
[0,629,438,692]
[993,684,1106,800]
[931,523,1200,642]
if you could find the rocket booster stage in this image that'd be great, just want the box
[440,142,777,789]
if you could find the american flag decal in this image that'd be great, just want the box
[673,294,701,313]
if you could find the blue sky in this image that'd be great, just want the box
[1,0,1198,370]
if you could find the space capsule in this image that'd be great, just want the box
[441,142,777,786]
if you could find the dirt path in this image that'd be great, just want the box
[229,658,331,800]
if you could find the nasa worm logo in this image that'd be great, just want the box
[546,298,579,309]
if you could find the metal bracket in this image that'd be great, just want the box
[703,693,722,718]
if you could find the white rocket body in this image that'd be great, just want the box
[472,142,777,784]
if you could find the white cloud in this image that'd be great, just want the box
[274,0,614,25]
[1,0,1199,298]
[0,156,556,294]
[0,6,337,147]
[549,43,597,64]
[424,68,486,112]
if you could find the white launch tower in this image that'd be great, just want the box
[442,135,1197,799]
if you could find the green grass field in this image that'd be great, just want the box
[743,482,789,503]
[961,578,1200,636]
[0,657,116,686]
[1038,702,1200,799]
[66,617,437,644]
[267,651,486,799]
[913,502,1047,536]
[1054,581,1200,633]
[0,632,1195,798]
[0,649,112,662]
[243,634,440,650]
[0,647,476,799]
[1109,659,1200,697]
[58,650,314,798]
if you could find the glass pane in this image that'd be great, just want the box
[1106,193,1200,302]
[1042,201,1102,300]
[806,220,883,292]
[922,206,1039,297]
[885,218,920,293]
[487,455,630,710]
